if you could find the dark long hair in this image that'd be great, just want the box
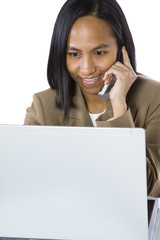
[47,0,136,116]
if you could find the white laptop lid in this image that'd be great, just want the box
[0,125,148,240]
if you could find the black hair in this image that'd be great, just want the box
[47,0,136,117]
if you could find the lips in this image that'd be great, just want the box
[79,74,103,85]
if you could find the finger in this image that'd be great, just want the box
[103,63,123,80]
[103,72,113,81]
[104,77,111,85]
[122,46,133,70]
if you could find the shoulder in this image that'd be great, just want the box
[127,73,160,107]
[25,88,62,125]
[33,87,64,116]
[33,88,60,113]
[126,74,160,127]
[33,88,57,103]
[135,73,160,89]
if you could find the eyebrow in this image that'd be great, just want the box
[67,44,110,51]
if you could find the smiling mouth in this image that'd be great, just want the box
[79,75,103,85]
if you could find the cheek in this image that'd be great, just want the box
[67,63,81,82]
[66,59,78,82]
[100,52,117,70]
[66,57,76,75]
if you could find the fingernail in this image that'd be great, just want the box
[103,74,109,80]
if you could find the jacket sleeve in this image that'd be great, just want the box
[96,99,160,197]
[145,90,160,197]
[24,94,45,125]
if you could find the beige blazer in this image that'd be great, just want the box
[24,74,160,197]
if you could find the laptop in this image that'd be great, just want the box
[0,125,148,240]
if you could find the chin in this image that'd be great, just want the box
[82,87,102,95]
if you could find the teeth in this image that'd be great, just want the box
[82,77,98,81]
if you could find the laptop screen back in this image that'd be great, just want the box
[0,125,148,240]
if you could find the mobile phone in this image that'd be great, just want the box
[98,47,123,100]
[98,74,117,100]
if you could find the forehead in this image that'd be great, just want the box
[67,16,116,47]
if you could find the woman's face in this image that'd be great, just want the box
[66,15,118,95]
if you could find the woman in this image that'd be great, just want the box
[24,0,160,197]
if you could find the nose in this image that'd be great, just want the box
[80,55,96,75]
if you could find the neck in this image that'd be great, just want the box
[82,91,107,114]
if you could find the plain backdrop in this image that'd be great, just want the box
[0,0,159,124]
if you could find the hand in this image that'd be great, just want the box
[103,46,137,119]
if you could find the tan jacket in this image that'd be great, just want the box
[24,74,160,197]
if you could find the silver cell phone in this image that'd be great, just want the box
[98,75,117,100]
[98,47,123,100]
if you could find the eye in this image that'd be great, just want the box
[68,52,80,57]
[94,51,106,56]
